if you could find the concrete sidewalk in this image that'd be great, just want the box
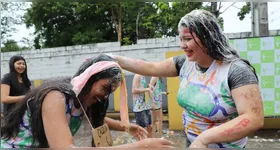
[74,119,280,148]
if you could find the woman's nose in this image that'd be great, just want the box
[180,41,187,49]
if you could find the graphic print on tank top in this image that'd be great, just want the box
[133,76,151,112]
[177,60,247,148]
[153,78,163,109]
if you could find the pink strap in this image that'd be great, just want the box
[71,61,129,127]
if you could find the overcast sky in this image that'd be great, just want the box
[7,2,280,47]
[220,2,280,33]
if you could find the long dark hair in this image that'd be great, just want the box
[1,54,121,148]
[8,55,31,92]
[178,9,258,81]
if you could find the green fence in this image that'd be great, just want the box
[229,36,280,117]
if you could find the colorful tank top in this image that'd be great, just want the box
[177,60,247,148]
[1,95,83,148]
[153,78,163,109]
[133,75,152,112]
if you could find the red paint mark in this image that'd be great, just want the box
[216,61,223,66]
[219,119,251,136]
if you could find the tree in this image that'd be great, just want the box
[24,2,206,47]
[163,2,203,36]
[122,2,161,43]
[109,3,123,42]
[20,37,33,50]
[208,2,251,21]
[25,2,118,48]
[237,2,251,20]
[1,39,21,52]
[1,2,26,42]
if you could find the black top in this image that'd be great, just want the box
[90,97,109,147]
[173,54,259,90]
[1,73,30,116]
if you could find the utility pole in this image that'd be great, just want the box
[251,2,257,37]
[0,2,2,50]
[211,2,223,18]
[258,2,269,36]
[211,2,218,18]
[251,2,269,37]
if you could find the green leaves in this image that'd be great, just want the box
[24,2,205,48]
[237,2,251,21]
[1,2,26,40]
[1,40,27,52]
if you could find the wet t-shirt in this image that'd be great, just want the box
[173,55,259,90]
[173,55,258,148]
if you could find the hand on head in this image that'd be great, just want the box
[103,53,116,60]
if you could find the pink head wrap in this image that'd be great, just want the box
[71,61,129,127]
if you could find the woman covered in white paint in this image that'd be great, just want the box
[108,9,264,148]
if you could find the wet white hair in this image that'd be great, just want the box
[178,9,258,81]
[178,9,238,61]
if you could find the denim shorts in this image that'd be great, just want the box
[134,109,152,128]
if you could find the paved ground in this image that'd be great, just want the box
[74,119,280,148]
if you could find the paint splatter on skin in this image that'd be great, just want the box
[219,118,251,136]
[249,88,263,116]
[240,88,263,116]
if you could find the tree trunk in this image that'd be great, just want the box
[136,8,142,41]
[111,7,118,40]
[117,6,122,42]
[211,2,219,18]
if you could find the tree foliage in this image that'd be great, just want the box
[237,2,251,21]
[24,2,206,48]
[1,40,22,52]
[1,2,26,41]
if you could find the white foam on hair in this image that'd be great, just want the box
[178,9,238,62]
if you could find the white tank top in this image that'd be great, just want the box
[177,59,247,148]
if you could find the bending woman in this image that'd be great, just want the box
[1,54,174,148]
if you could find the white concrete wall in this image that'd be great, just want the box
[1,36,181,80]
[2,30,280,80]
